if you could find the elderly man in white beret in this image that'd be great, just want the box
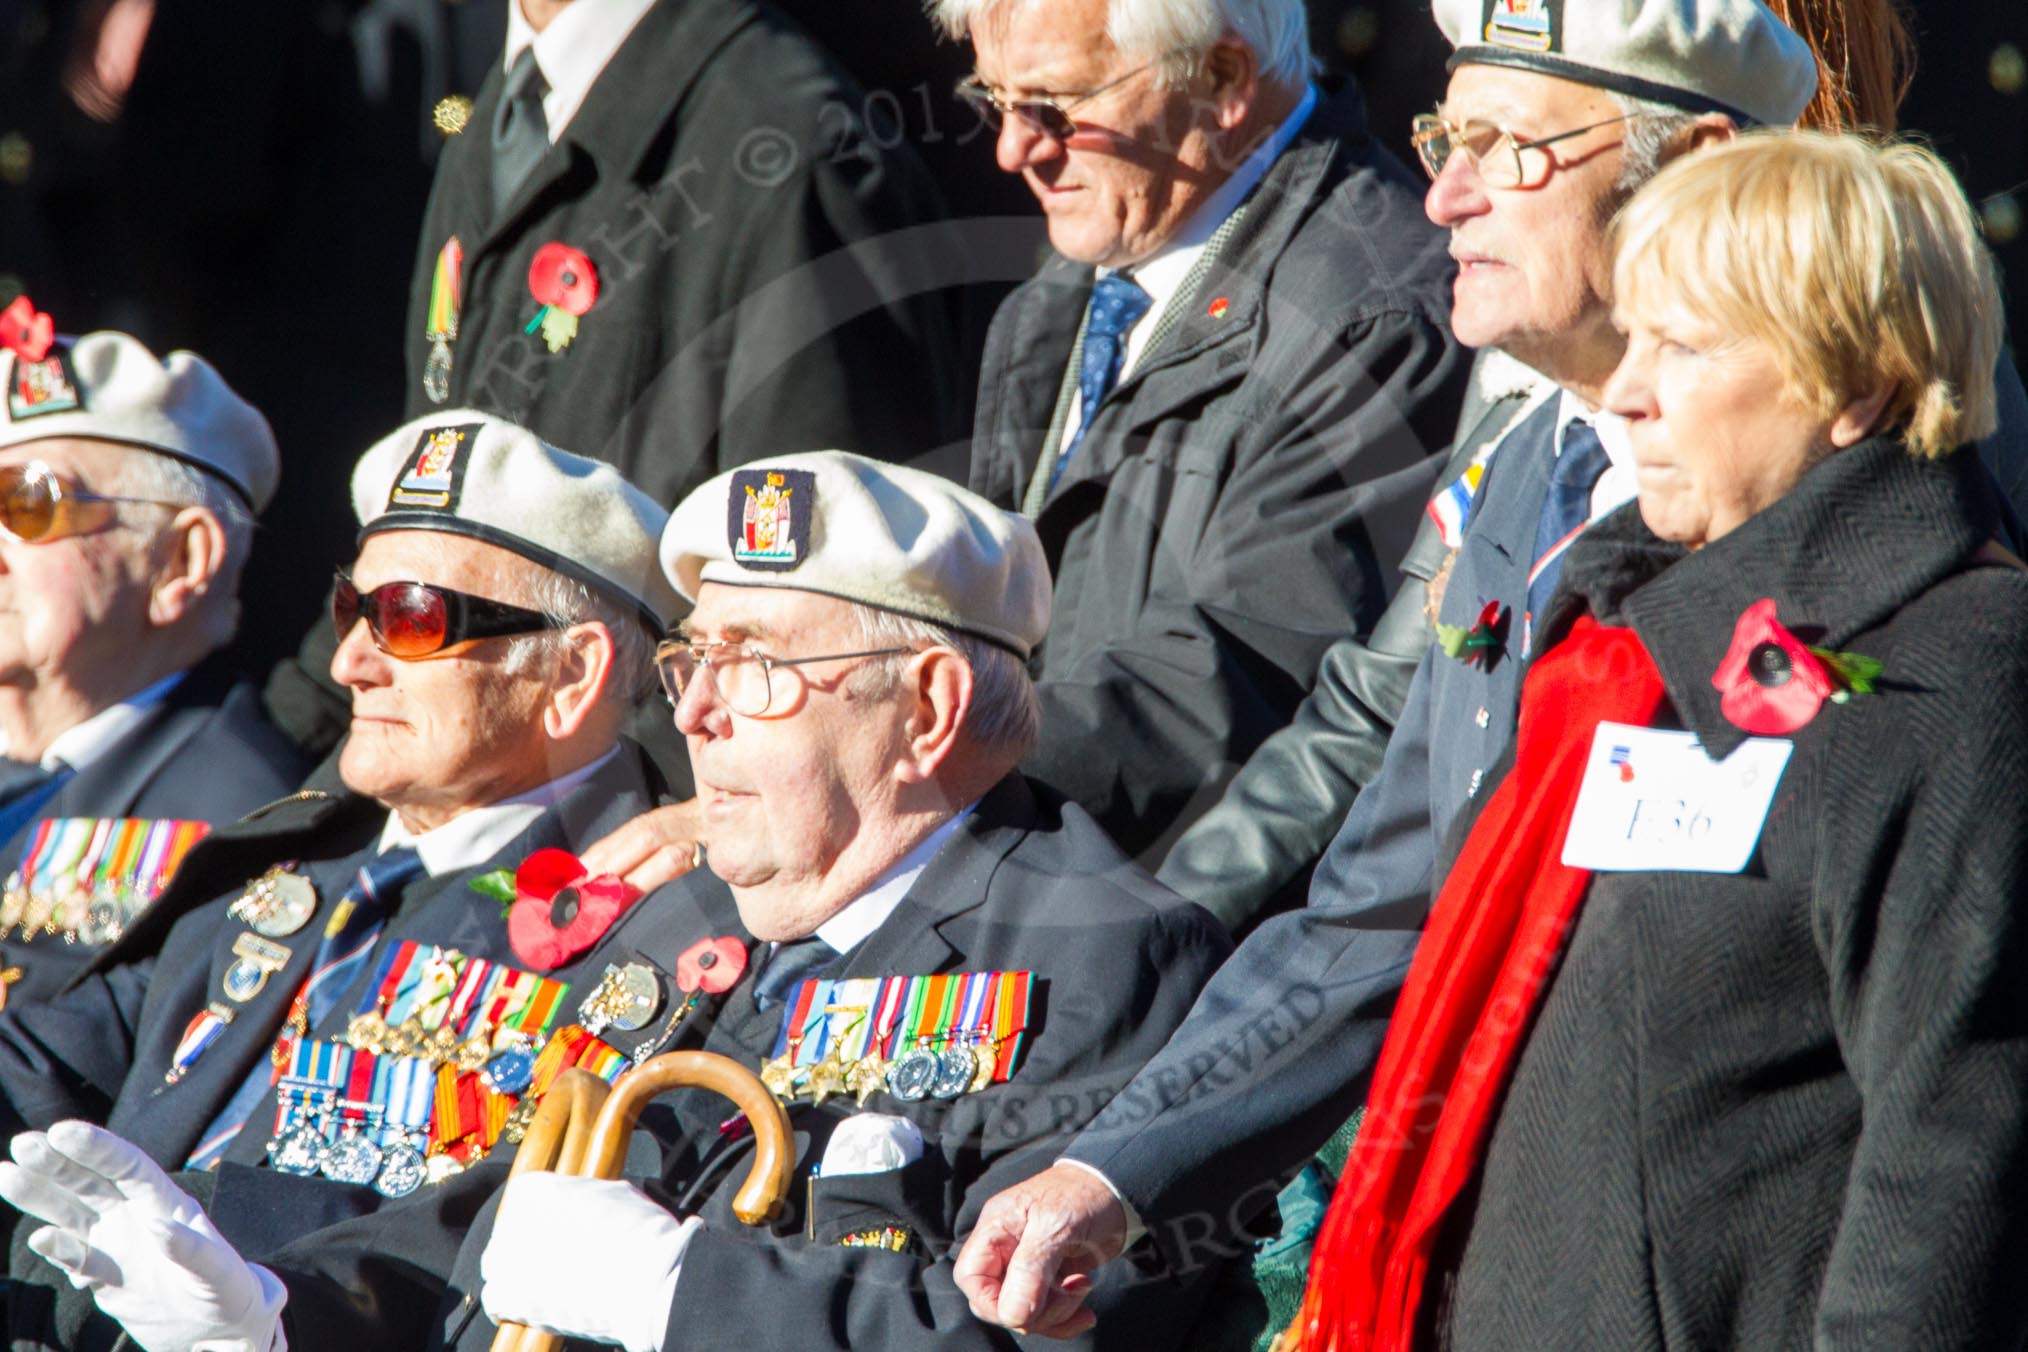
[0,327,310,1004]
[0,411,687,1351]
[948,0,1884,1340]
[1,451,1235,1352]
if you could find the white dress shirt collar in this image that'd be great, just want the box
[809,805,977,956]
[2,671,185,773]
[377,744,619,877]
[503,0,657,142]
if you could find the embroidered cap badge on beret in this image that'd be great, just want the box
[662,451,1051,660]
[0,330,280,510]
[1434,0,1818,129]
[351,411,679,629]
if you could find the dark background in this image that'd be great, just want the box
[0,0,2020,685]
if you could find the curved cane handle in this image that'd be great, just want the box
[583,1049,795,1225]
[489,1070,614,1352]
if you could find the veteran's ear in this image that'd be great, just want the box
[147,506,228,629]
[894,646,971,785]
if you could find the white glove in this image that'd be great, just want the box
[819,1113,924,1176]
[0,1120,286,1352]
[481,1172,696,1352]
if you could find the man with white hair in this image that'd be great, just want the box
[952,1,1845,1339]
[0,323,307,1004]
[2,452,1233,1352]
[943,0,1469,865]
[0,412,679,1350]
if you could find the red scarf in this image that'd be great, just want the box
[1282,616,1667,1352]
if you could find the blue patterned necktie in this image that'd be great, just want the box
[1525,420,1612,649]
[1049,272,1154,490]
[490,46,550,215]
[751,936,836,1011]
[184,846,427,1171]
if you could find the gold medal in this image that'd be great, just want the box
[760,1056,798,1101]
[347,1011,389,1054]
[848,1056,888,1106]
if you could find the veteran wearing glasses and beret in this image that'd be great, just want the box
[0,325,306,1007]
[0,452,1232,1352]
[1282,129,2028,1352]
[0,412,684,1352]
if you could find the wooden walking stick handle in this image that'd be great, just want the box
[488,1053,795,1352]
[584,1050,795,1225]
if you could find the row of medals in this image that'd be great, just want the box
[764,1031,1000,1107]
[263,997,546,1199]
[0,875,137,946]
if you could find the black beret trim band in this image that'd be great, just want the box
[0,433,262,509]
[679,575,1034,662]
[1446,46,1757,125]
[359,513,667,631]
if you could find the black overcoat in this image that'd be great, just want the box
[1428,437,2028,1350]
[970,82,1469,868]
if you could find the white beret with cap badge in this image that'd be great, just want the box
[1433,0,1818,129]
[350,411,679,629]
[0,331,280,511]
[662,451,1051,660]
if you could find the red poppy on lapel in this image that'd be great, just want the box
[1712,599,1880,735]
[676,936,747,995]
[507,847,639,970]
[1435,600,1510,669]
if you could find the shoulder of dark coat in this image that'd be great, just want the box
[995,778,1234,952]
[1249,132,1457,335]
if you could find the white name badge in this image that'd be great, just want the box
[1560,722,1793,874]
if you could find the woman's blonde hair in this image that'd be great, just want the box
[1612,130,2002,458]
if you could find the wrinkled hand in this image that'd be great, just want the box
[578,800,703,894]
[953,1164,1129,1338]
[0,1120,285,1352]
[482,1171,696,1352]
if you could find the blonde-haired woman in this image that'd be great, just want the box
[1282,130,2028,1351]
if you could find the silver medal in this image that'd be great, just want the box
[320,1129,383,1186]
[929,1045,977,1099]
[374,1141,428,1198]
[885,1047,940,1103]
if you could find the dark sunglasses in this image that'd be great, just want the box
[332,571,554,659]
[953,55,1173,141]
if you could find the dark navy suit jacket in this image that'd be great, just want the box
[1059,398,1568,1272]
[0,658,308,1006]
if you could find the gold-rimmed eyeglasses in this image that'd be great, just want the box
[1409,110,1641,190]
[656,639,912,718]
[0,460,183,544]
[954,56,1173,140]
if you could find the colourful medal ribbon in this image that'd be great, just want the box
[828,977,880,1065]
[166,1005,232,1083]
[445,955,493,1035]
[512,971,566,1035]
[427,239,462,341]
[379,1055,433,1148]
[793,979,837,1070]
[955,970,990,1050]
[871,975,908,1059]
[893,975,933,1058]
[993,971,1034,1082]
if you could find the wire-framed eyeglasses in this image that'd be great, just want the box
[1409,110,1641,189]
[954,57,1172,140]
[656,639,912,718]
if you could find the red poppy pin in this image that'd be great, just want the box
[0,296,54,362]
[676,936,747,995]
[1712,598,1882,735]
[1435,600,1509,668]
[526,243,599,353]
[1207,296,1230,320]
[505,847,640,971]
